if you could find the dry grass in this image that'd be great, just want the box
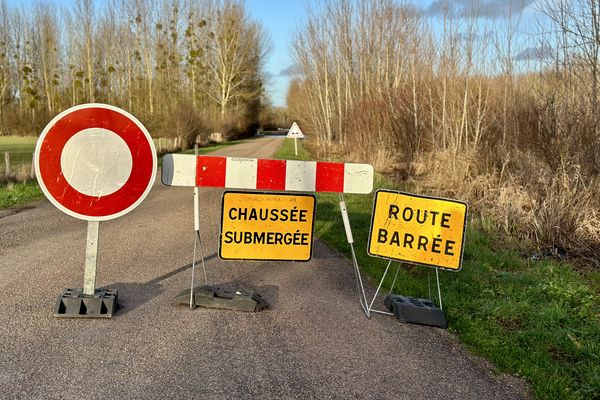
[409,149,600,262]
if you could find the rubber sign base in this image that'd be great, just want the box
[54,288,119,318]
[174,285,269,312]
[384,294,447,329]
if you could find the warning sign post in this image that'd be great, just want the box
[220,191,316,261]
[286,122,304,156]
[365,189,468,327]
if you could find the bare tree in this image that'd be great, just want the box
[0,0,11,131]
[34,3,60,114]
[74,0,96,102]
[202,0,268,119]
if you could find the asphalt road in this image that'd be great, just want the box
[0,137,528,399]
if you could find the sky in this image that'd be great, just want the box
[7,0,541,107]
[245,0,306,108]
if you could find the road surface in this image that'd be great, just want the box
[0,137,528,399]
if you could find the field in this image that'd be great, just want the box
[276,138,600,400]
[0,136,37,177]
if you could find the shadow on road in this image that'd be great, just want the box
[107,252,219,315]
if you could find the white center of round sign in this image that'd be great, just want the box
[60,128,133,197]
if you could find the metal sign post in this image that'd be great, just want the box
[287,122,304,157]
[83,221,100,296]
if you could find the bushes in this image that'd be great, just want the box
[413,149,600,260]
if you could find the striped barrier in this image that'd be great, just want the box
[161,154,374,194]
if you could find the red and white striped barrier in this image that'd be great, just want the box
[161,154,373,194]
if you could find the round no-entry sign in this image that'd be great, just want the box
[35,104,157,221]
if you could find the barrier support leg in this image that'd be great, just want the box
[365,259,399,317]
[436,267,443,311]
[190,145,208,308]
[338,194,370,318]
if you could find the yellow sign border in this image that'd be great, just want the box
[219,191,316,262]
[367,189,468,272]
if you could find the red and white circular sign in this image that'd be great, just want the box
[35,104,157,221]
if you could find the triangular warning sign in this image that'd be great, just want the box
[287,122,304,138]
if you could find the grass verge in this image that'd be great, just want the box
[275,138,600,400]
[0,181,44,209]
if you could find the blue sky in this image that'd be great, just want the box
[246,0,306,107]
[7,0,540,107]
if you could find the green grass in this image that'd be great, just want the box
[0,136,37,174]
[275,138,600,400]
[273,138,312,160]
[0,181,44,209]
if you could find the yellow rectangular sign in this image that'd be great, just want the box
[368,190,467,271]
[220,191,316,261]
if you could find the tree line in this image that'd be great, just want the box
[288,0,600,259]
[0,0,268,144]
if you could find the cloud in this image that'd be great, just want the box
[514,46,552,61]
[279,64,302,77]
[425,0,535,19]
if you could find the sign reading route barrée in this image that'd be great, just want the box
[220,191,316,261]
[368,189,468,271]
[34,103,157,221]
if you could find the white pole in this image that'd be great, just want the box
[294,138,298,156]
[83,221,100,296]
[4,151,10,180]
[190,145,208,308]
[190,145,200,308]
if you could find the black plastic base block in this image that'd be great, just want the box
[54,288,119,318]
[384,294,447,329]
[175,285,269,312]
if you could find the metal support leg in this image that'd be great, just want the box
[83,221,99,296]
[366,259,396,317]
[338,194,370,318]
[368,260,392,311]
[388,263,401,295]
[190,231,197,308]
[436,268,443,311]
[189,145,208,308]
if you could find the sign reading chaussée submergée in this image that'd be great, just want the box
[368,189,468,271]
[219,191,316,261]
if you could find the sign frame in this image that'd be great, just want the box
[367,189,468,272]
[219,190,317,262]
[34,103,157,222]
